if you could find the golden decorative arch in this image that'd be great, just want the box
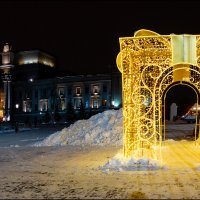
[116,29,200,159]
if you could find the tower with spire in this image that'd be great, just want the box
[0,43,14,121]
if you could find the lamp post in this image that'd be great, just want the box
[0,43,14,122]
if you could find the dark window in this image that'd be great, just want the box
[41,88,47,99]
[25,90,31,99]
[103,85,107,93]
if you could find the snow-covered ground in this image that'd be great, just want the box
[0,126,64,147]
[32,109,164,171]
[1,109,200,198]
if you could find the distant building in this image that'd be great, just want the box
[11,50,57,81]
[0,47,122,124]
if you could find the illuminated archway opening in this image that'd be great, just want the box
[162,82,198,141]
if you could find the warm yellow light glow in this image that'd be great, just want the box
[191,106,200,111]
[116,29,200,159]
[23,59,38,64]
[18,51,55,67]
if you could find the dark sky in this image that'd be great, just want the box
[166,85,197,117]
[0,0,200,74]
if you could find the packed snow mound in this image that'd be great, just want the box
[99,152,165,171]
[32,109,123,147]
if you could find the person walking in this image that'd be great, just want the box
[15,122,19,133]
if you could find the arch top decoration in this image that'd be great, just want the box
[116,29,200,159]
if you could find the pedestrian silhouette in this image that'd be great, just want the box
[15,122,19,133]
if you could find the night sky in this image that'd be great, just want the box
[166,85,197,118]
[1,0,200,74]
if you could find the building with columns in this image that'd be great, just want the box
[0,46,122,124]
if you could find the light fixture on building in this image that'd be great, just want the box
[112,100,115,106]
[29,78,34,82]
[15,104,19,109]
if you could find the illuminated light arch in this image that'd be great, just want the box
[116,29,200,159]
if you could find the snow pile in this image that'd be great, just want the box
[32,109,123,147]
[99,152,165,172]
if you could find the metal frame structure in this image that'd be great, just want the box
[116,29,200,159]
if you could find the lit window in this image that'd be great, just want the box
[59,98,66,111]
[58,88,65,96]
[92,99,99,108]
[93,85,100,95]
[76,87,81,96]
[93,100,98,108]
[102,99,107,106]
[39,99,48,111]
[23,100,32,112]
[74,99,81,109]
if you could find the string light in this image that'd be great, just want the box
[116,29,200,159]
